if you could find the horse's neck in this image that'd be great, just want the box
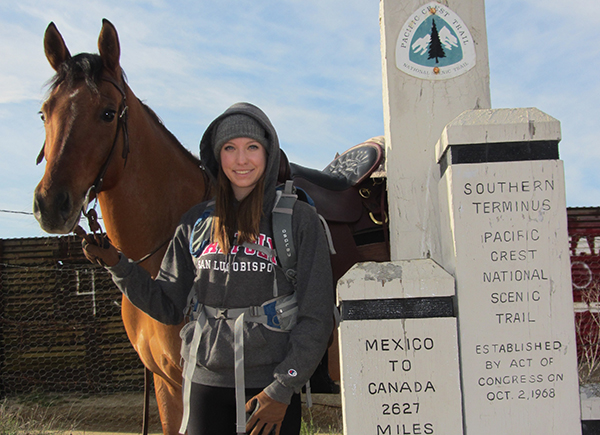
[98,97,206,270]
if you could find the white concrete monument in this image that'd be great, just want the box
[437,108,581,434]
[338,1,491,433]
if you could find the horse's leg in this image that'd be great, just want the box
[121,298,184,434]
[147,321,185,435]
[154,372,184,435]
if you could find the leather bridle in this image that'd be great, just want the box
[79,76,173,265]
[84,76,130,204]
[36,76,169,264]
[78,76,130,238]
[36,75,130,215]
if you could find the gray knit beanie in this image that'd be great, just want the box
[213,114,268,160]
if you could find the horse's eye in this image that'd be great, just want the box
[102,109,117,122]
[39,111,45,122]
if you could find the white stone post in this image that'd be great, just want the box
[437,108,582,434]
[338,260,463,435]
[380,0,491,262]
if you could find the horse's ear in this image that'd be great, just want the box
[44,22,71,72]
[98,19,121,76]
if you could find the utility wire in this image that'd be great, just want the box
[0,208,103,219]
[0,209,33,215]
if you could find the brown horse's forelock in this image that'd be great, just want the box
[47,53,113,95]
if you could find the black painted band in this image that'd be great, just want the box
[439,140,560,177]
[340,296,456,321]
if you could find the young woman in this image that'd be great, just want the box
[80,102,334,435]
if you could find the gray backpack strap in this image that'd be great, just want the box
[318,213,337,255]
[272,180,298,284]
[234,313,247,434]
[179,308,207,434]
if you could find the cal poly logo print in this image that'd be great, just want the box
[395,2,476,80]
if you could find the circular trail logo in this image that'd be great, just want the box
[395,2,476,80]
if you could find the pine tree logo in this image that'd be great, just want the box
[428,19,446,64]
[395,2,476,80]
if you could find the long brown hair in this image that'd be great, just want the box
[211,167,265,253]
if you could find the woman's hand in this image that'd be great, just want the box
[74,225,120,267]
[245,390,288,435]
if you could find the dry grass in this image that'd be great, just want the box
[0,396,80,435]
[301,395,343,434]
[0,393,342,435]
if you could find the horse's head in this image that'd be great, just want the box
[34,19,129,234]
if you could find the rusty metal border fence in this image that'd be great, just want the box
[569,208,600,383]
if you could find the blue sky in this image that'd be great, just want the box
[1,0,598,239]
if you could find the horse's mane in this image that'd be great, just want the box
[139,102,201,167]
[47,53,202,167]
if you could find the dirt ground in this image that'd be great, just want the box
[3,392,342,434]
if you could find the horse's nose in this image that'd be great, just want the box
[33,189,73,226]
[33,191,44,218]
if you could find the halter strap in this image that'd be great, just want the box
[80,76,130,230]
[87,76,130,199]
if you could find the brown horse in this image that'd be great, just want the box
[33,19,208,434]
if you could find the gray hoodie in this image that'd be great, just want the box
[107,102,334,404]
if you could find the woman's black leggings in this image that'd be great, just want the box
[186,383,302,435]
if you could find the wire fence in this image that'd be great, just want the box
[0,236,146,398]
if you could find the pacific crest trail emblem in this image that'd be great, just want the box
[395,2,476,80]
